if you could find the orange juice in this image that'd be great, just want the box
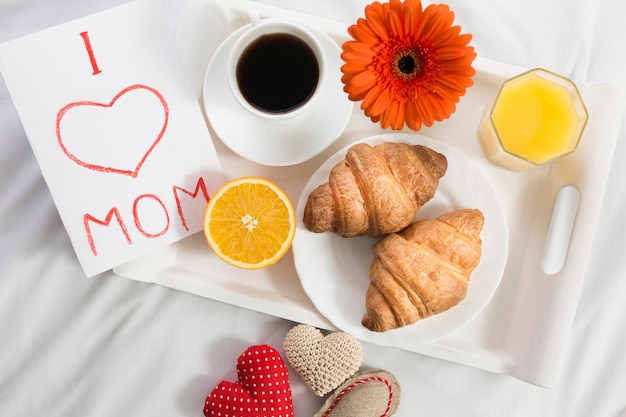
[478,69,588,171]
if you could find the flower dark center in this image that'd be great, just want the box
[398,55,417,74]
[393,49,422,81]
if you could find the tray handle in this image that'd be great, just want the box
[541,185,580,275]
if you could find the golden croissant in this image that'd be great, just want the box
[303,142,447,237]
[362,208,484,332]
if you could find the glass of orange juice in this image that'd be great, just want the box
[478,68,588,171]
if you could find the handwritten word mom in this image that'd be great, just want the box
[83,176,209,256]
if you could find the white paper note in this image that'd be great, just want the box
[0,0,225,277]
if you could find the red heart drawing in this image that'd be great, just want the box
[204,345,294,417]
[55,84,169,178]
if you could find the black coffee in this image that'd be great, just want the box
[236,33,319,114]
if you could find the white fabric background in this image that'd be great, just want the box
[1,0,626,416]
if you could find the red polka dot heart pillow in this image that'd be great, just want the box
[203,344,294,417]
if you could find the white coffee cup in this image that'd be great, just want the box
[227,10,326,120]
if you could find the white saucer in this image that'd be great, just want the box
[202,21,354,167]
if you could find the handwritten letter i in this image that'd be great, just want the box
[80,31,102,75]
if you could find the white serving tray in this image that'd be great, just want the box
[114,0,626,388]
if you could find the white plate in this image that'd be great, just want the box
[202,20,353,167]
[293,133,509,346]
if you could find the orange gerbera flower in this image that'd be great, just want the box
[341,0,477,131]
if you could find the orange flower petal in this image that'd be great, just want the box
[349,21,382,45]
[341,62,370,76]
[401,0,422,36]
[437,45,472,61]
[341,41,376,59]
[344,71,377,100]
[404,100,423,131]
[386,8,404,38]
[413,96,435,126]
[362,84,391,117]
[419,4,454,41]
[363,2,391,41]
[389,100,406,130]
[378,99,402,130]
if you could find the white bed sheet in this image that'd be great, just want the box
[1,0,626,416]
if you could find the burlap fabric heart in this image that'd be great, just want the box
[203,344,294,417]
[283,324,362,396]
[314,369,401,417]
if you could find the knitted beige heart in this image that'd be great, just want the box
[284,324,362,396]
[314,369,401,417]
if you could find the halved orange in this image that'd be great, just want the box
[203,177,296,270]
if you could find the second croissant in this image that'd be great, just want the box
[362,209,484,332]
[303,142,448,237]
